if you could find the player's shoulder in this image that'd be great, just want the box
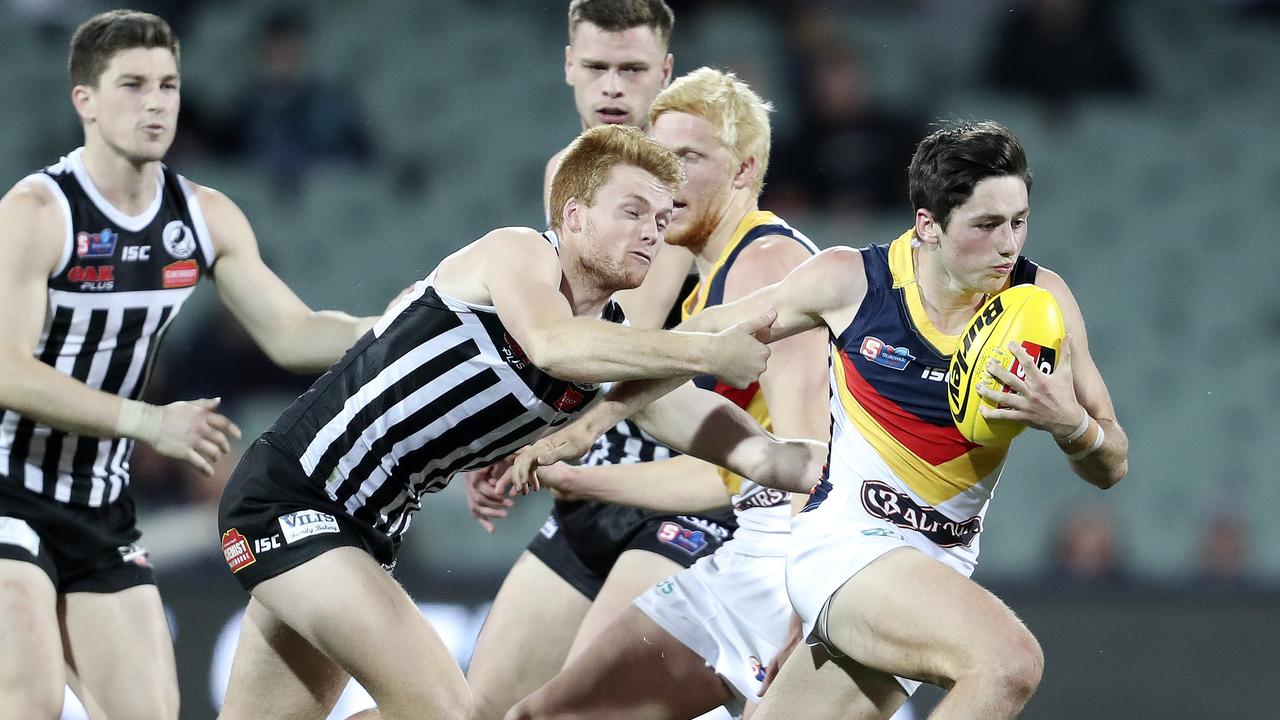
[1028,264,1081,316]
[475,226,561,268]
[0,175,65,240]
[185,179,239,216]
[0,174,59,212]
[811,245,867,278]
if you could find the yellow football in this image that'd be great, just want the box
[947,284,1066,446]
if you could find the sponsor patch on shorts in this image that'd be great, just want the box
[539,514,559,539]
[0,517,40,557]
[117,542,152,568]
[222,528,255,572]
[277,510,340,544]
[656,521,708,555]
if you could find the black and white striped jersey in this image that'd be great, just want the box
[581,419,674,466]
[263,231,624,541]
[0,148,215,507]
[578,270,696,469]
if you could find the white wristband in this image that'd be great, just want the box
[1059,410,1091,445]
[1068,424,1105,461]
[116,399,162,445]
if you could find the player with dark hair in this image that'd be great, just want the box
[511,120,1129,720]
[0,10,385,718]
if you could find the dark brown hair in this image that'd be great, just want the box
[568,0,674,47]
[69,10,180,88]
[908,121,1032,230]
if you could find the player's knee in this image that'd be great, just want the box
[1003,630,1044,700]
[985,628,1043,704]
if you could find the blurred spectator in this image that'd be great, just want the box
[1047,503,1131,587]
[765,13,922,219]
[1195,511,1253,586]
[225,11,372,195]
[984,0,1144,116]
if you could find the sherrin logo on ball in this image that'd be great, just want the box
[947,284,1065,446]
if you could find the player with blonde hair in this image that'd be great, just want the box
[507,66,830,720]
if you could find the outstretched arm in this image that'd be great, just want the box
[629,382,825,495]
[482,228,773,387]
[535,455,731,513]
[203,185,376,373]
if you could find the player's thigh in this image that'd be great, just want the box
[567,548,683,659]
[60,584,177,720]
[220,596,351,720]
[823,547,1041,687]
[751,642,906,720]
[468,551,592,718]
[250,546,469,716]
[0,559,64,719]
[513,605,730,720]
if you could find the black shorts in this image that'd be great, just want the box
[217,438,398,592]
[527,499,738,599]
[0,476,155,594]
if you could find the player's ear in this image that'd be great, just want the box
[71,84,95,124]
[564,45,575,85]
[661,53,674,87]
[732,155,758,190]
[914,209,941,247]
[563,197,584,234]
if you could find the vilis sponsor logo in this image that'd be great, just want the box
[68,264,114,291]
[656,521,707,555]
[946,296,1005,413]
[221,528,256,572]
[162,259,199,288]
[501,332,530,370]
[75,228,116,258]
[277,509,340,544]
[121,245,151,262]
[860,336,914,371]
[860,480,981,548]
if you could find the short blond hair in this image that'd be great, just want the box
[549,125,684,231]
[649,67,773,195]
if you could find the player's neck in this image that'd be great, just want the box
[80,141,161,216]
[557,245,614,318]
[692,192,758,277]
[913,245,987,335]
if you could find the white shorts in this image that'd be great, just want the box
[786,482,979,696]
[633,541,792,714]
